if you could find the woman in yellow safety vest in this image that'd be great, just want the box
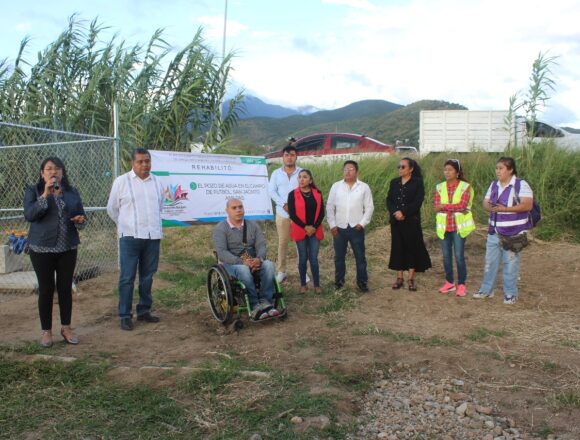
[433,159,475,297]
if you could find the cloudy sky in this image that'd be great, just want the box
[1,0,579,125]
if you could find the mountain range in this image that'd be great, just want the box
[222,95,321,119]
[229,97,467,150]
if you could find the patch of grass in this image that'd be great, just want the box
[542,361,559,371]
[489,351,517,362]
[0,341,46,355]
[559,338,580,350]
[465,327,510,342]
[317,290,358,314]
[0,356,197,439]
[175,355,347,438]
[295,339,310,349]
[354,325,460,347]
[313,362,374,393]
[537,422,555,438]
[326,314,347,328]
[554,391,580,409]
[0,353,350,439]
[156,268,208,310]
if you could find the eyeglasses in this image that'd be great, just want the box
[343,167,357,172]
[398,165,407,169]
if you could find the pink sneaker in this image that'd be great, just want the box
[456,284,466,297]
[438,281,456,293]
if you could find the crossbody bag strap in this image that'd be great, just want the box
[491,181,499,229]
[242,221,247,246]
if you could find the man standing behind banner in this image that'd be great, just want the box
[107,148,164,331]
[268,144,302,283]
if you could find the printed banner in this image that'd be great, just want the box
[150,150,273,226]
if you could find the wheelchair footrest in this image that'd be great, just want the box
[249,308,287,323]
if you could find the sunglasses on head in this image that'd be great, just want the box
[449,159,461,170]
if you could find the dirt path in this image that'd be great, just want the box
[1,226,579,437]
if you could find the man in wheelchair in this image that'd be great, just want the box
[212,199,279,321]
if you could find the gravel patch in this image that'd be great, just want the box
[347,367,565,440]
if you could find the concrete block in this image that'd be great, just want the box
[0,245,24,274]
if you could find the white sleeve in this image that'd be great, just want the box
[326,183,337,229]
[106,177,120,224]
[518,180,533,198]
[484,182,494,200]
[360,184,374,227]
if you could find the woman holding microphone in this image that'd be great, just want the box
[24,157,86,347]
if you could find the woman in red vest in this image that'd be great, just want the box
[288,169,325,293]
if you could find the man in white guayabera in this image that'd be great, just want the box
[107,148,164,331]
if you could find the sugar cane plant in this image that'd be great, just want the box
[506,51,559,164]
[0,15,243,170]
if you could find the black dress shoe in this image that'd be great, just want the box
[334,280,345,290]
[357,283,369,293]
[120,317,134,331]
[137,312,160,323]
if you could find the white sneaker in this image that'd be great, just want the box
[473,291,494,299]
[275,272,286,283]
[503,297,517,305]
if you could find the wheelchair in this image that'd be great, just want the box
[207,262,287,330]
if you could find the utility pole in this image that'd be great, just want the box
[214,0,228,147]
[222,0,228,59]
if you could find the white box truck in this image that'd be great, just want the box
[419,110,580,154]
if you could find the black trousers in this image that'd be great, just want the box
[29,249,77,330]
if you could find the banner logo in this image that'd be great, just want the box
[163,184,189,207]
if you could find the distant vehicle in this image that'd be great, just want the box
[419,110,580,155]
[526,120,580,149]
[395,146,419,155]
[265,133,395,163]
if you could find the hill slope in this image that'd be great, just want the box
[231,99,466,149]
[232,99,403,146]
[222,95,300,119]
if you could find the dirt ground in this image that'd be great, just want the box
[1,225,579,437]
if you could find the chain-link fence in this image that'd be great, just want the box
[0,122,118,294]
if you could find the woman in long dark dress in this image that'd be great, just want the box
[386,157,431,291]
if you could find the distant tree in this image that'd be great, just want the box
[0,15,243,168]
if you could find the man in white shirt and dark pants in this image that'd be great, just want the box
[268,144,301,283]
[326,160,374,292]
[107,148,164,330]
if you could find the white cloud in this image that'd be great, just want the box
[14,23,31,32]
[231,0,580,125]
[322,0,376,11]
[196,15,248,40]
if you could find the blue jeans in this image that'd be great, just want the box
[333,226,367,285]
[223,260,275,309]
[118,237,160,318]
[479,233,521,299]
[440,231,467,285]
[296,236,321,287]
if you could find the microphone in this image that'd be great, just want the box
[52,177,60,191]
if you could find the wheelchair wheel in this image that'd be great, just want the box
[207,265,234,325]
